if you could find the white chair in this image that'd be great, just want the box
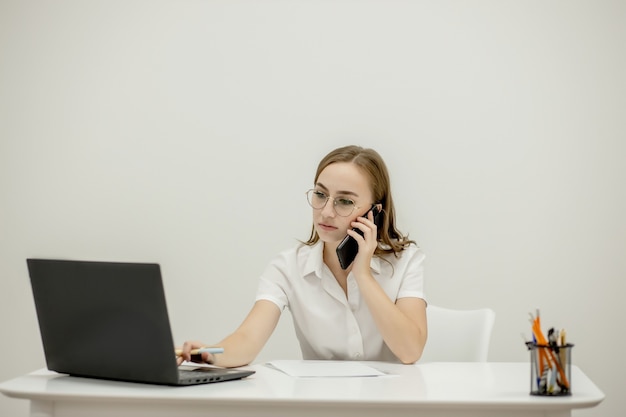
[420,305,496,362]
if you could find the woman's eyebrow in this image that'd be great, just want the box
[315,183,329,192]
[315,182,359,197]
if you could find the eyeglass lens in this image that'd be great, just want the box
[306,190,356,217]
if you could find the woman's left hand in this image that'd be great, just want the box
[346,209,379,276]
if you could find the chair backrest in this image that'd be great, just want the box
[420,305,496,362]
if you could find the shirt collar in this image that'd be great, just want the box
[303,241,324,278]
[303,240,382,278]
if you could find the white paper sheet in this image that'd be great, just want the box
[266,360,386,377]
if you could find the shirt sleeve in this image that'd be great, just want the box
[254,250,292,312]
[396,245,426,301]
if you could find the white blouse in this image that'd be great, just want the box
[255,241,426,362]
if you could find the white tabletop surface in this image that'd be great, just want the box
[0,362,605,417]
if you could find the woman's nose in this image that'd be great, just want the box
[320,198,336,217]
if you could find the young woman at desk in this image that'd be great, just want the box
[178,145,427,367]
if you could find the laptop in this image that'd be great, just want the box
[26,258,255,386]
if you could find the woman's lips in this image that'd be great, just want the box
[318,223,338,232]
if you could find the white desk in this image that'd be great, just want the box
[0,362,604,417]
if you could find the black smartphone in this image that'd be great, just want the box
[336,205,382,270]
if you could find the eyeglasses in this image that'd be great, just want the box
[305,189,361,217]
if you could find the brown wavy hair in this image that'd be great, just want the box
[304,145,415,256]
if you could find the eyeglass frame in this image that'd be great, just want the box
[305,188,367,217]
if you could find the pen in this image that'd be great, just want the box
[174,347,224,357]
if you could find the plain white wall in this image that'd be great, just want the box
[1,1,624,416]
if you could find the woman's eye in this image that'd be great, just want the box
[337,198,355,207]
[313,191,327,199]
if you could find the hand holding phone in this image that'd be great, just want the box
[336,205,382,270]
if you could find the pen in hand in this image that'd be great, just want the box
[174,347,225,357]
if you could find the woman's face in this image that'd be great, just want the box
[312,162,374,245]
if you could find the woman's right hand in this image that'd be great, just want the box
[176,340,216,366]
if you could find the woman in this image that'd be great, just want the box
[179,145,427,366]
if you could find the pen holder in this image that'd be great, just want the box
[526,342,573,396]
